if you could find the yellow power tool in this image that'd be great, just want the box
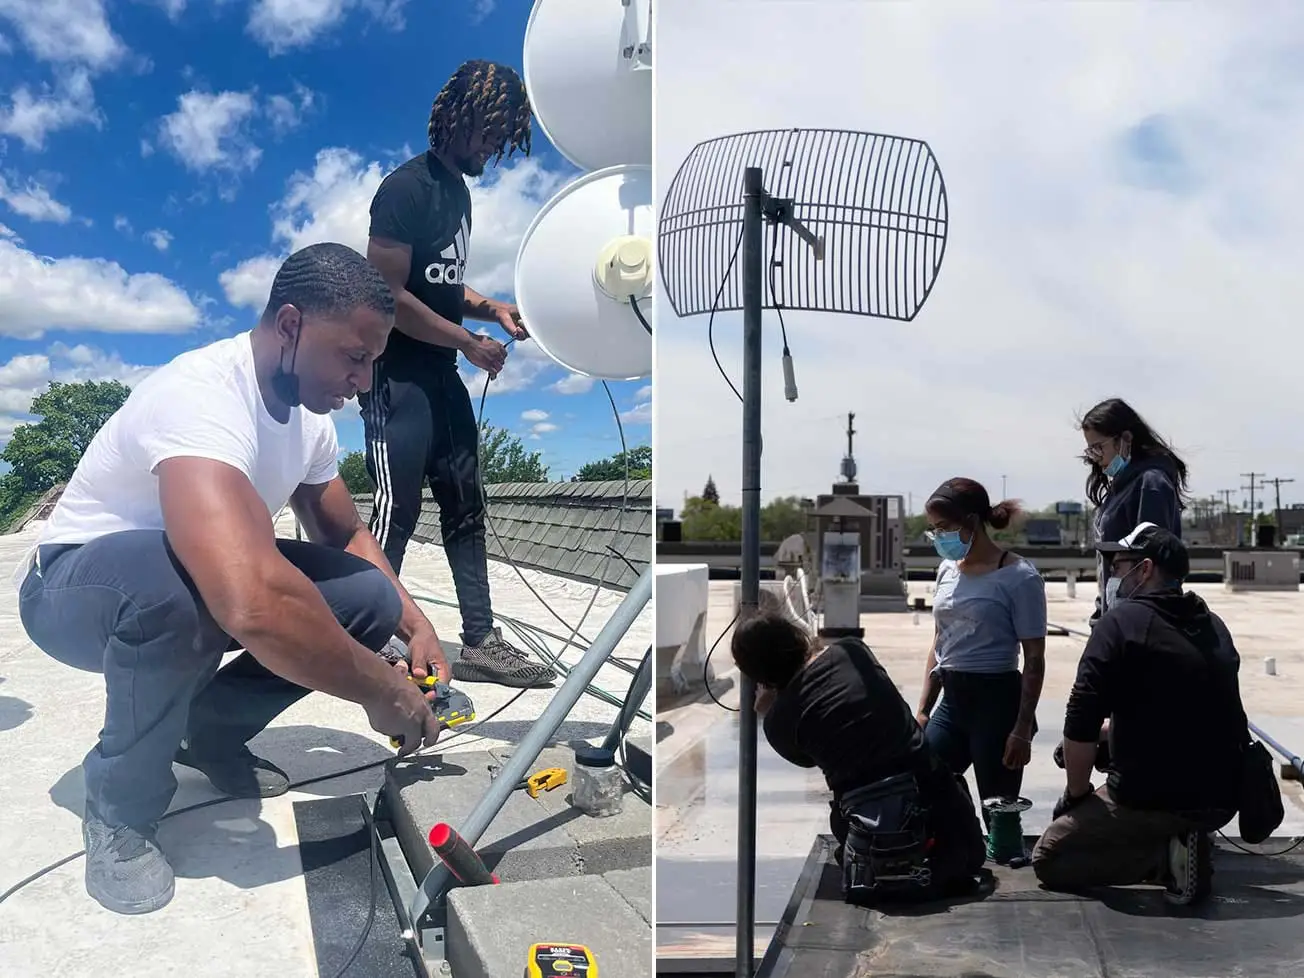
[389,675,476,749]
[525,943,596,977]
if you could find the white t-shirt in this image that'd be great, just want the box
[36,330,340,549]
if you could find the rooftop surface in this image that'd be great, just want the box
[656,578,1304,967]
[0,510,652,978]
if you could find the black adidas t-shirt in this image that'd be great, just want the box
[368,151,473,366]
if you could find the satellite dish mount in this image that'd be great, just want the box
[659,127,949,974]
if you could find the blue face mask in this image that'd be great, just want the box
[1103,453,1128,479]
[932,530,972,562]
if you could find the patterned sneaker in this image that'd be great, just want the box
[1164,830,1213,906]
[175,742,290,798]
[454,627,557,688]
[82,805,175,915]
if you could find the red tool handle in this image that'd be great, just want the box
[427,823,499,886]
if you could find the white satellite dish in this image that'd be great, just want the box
[515,164,653,380]
[523,0,652,171]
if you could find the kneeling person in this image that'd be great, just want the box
[734,609,986,903]
[1031,523,1246,905]
[17,243,453,916]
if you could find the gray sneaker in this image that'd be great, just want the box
[454,628,557,688]
[82,806,175,915]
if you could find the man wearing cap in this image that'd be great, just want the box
[1031,522,1247,906]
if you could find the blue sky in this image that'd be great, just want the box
[0,0,650,480]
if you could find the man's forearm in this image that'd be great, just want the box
[462,285,501,322]
[343,525,438,644]
[395,289,471,350]
[1062,738,1098,796]
[231,563,398,707]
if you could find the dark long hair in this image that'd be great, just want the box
[428,60,532,165]
[1079,398,1189,508]
[731,608,814,690]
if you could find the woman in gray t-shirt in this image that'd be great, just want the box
[915,478,1048,868]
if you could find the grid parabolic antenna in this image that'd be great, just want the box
[515,164,653,380]
[523,0,652,172]
[659,128,948,319]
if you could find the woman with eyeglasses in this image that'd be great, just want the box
[1079,398,1188,622]
[916,477,1048,868]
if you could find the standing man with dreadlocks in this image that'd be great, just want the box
[363,60,556,689]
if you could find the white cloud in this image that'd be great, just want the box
[549,373,595,395]
[219,147,567,343]
[0,238,202,339]
[621,398,650,426]
[528,420,558,440]
[0,0,127,71]
[655,3,1304,511]
[521,408,548,422]
[634,384,651,402]
[265,83,315,131]
[140,0,186,20]
[247,0,408,55]
[0,68,102,150]
[156,90,261,173]
[0,176,71,223]
[0,342,157,448]
[469,0,495,25]
[144,228,172,251]
[113,215,131,233]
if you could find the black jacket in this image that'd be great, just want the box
[1092,455,1183,622]
[1064,589,1246,812]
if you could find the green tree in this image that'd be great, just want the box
[1,380,132,493]
[572,445,652,481]
[681,495,740,541]
[702,475,720,505]
[760,496,807,541]
[479,421,549,484]
[339,450,373,495]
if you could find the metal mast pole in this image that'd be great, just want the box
[735,165,764,977]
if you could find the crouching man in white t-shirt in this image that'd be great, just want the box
[16,242,451,916]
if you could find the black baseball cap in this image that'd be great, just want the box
[1095,521,1190,581]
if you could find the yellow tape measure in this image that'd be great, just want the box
[525,943,596,977]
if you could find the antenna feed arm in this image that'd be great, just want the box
[763,197,825,261]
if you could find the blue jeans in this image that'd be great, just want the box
[18,530,402,827]
[925,669,1029,805]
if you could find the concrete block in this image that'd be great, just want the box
[603,866,652,923]
[656,564,710,698]
[384,744,651,887]
[447,874,651,978]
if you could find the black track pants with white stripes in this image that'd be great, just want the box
[359,358,494,645]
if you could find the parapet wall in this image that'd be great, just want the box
[353,479,653,591]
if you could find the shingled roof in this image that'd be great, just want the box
[353,479,653,591]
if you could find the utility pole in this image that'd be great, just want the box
[1242,472,1266,518]
[1264,476,1295,518]
[1218,488,1235,512]
[1002,474,1007,499]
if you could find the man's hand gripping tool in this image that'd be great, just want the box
[390,675,476,750]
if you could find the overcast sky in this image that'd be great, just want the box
[654,0,1304,515]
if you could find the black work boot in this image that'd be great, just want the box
[454,628,557,688]
[175,742,290,798]
[82,803,175,915]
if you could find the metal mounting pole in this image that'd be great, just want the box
[736,164,764,978]
[601,647,651,754]
[407,567,653,927]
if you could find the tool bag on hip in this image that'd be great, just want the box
[838,772,937,903]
